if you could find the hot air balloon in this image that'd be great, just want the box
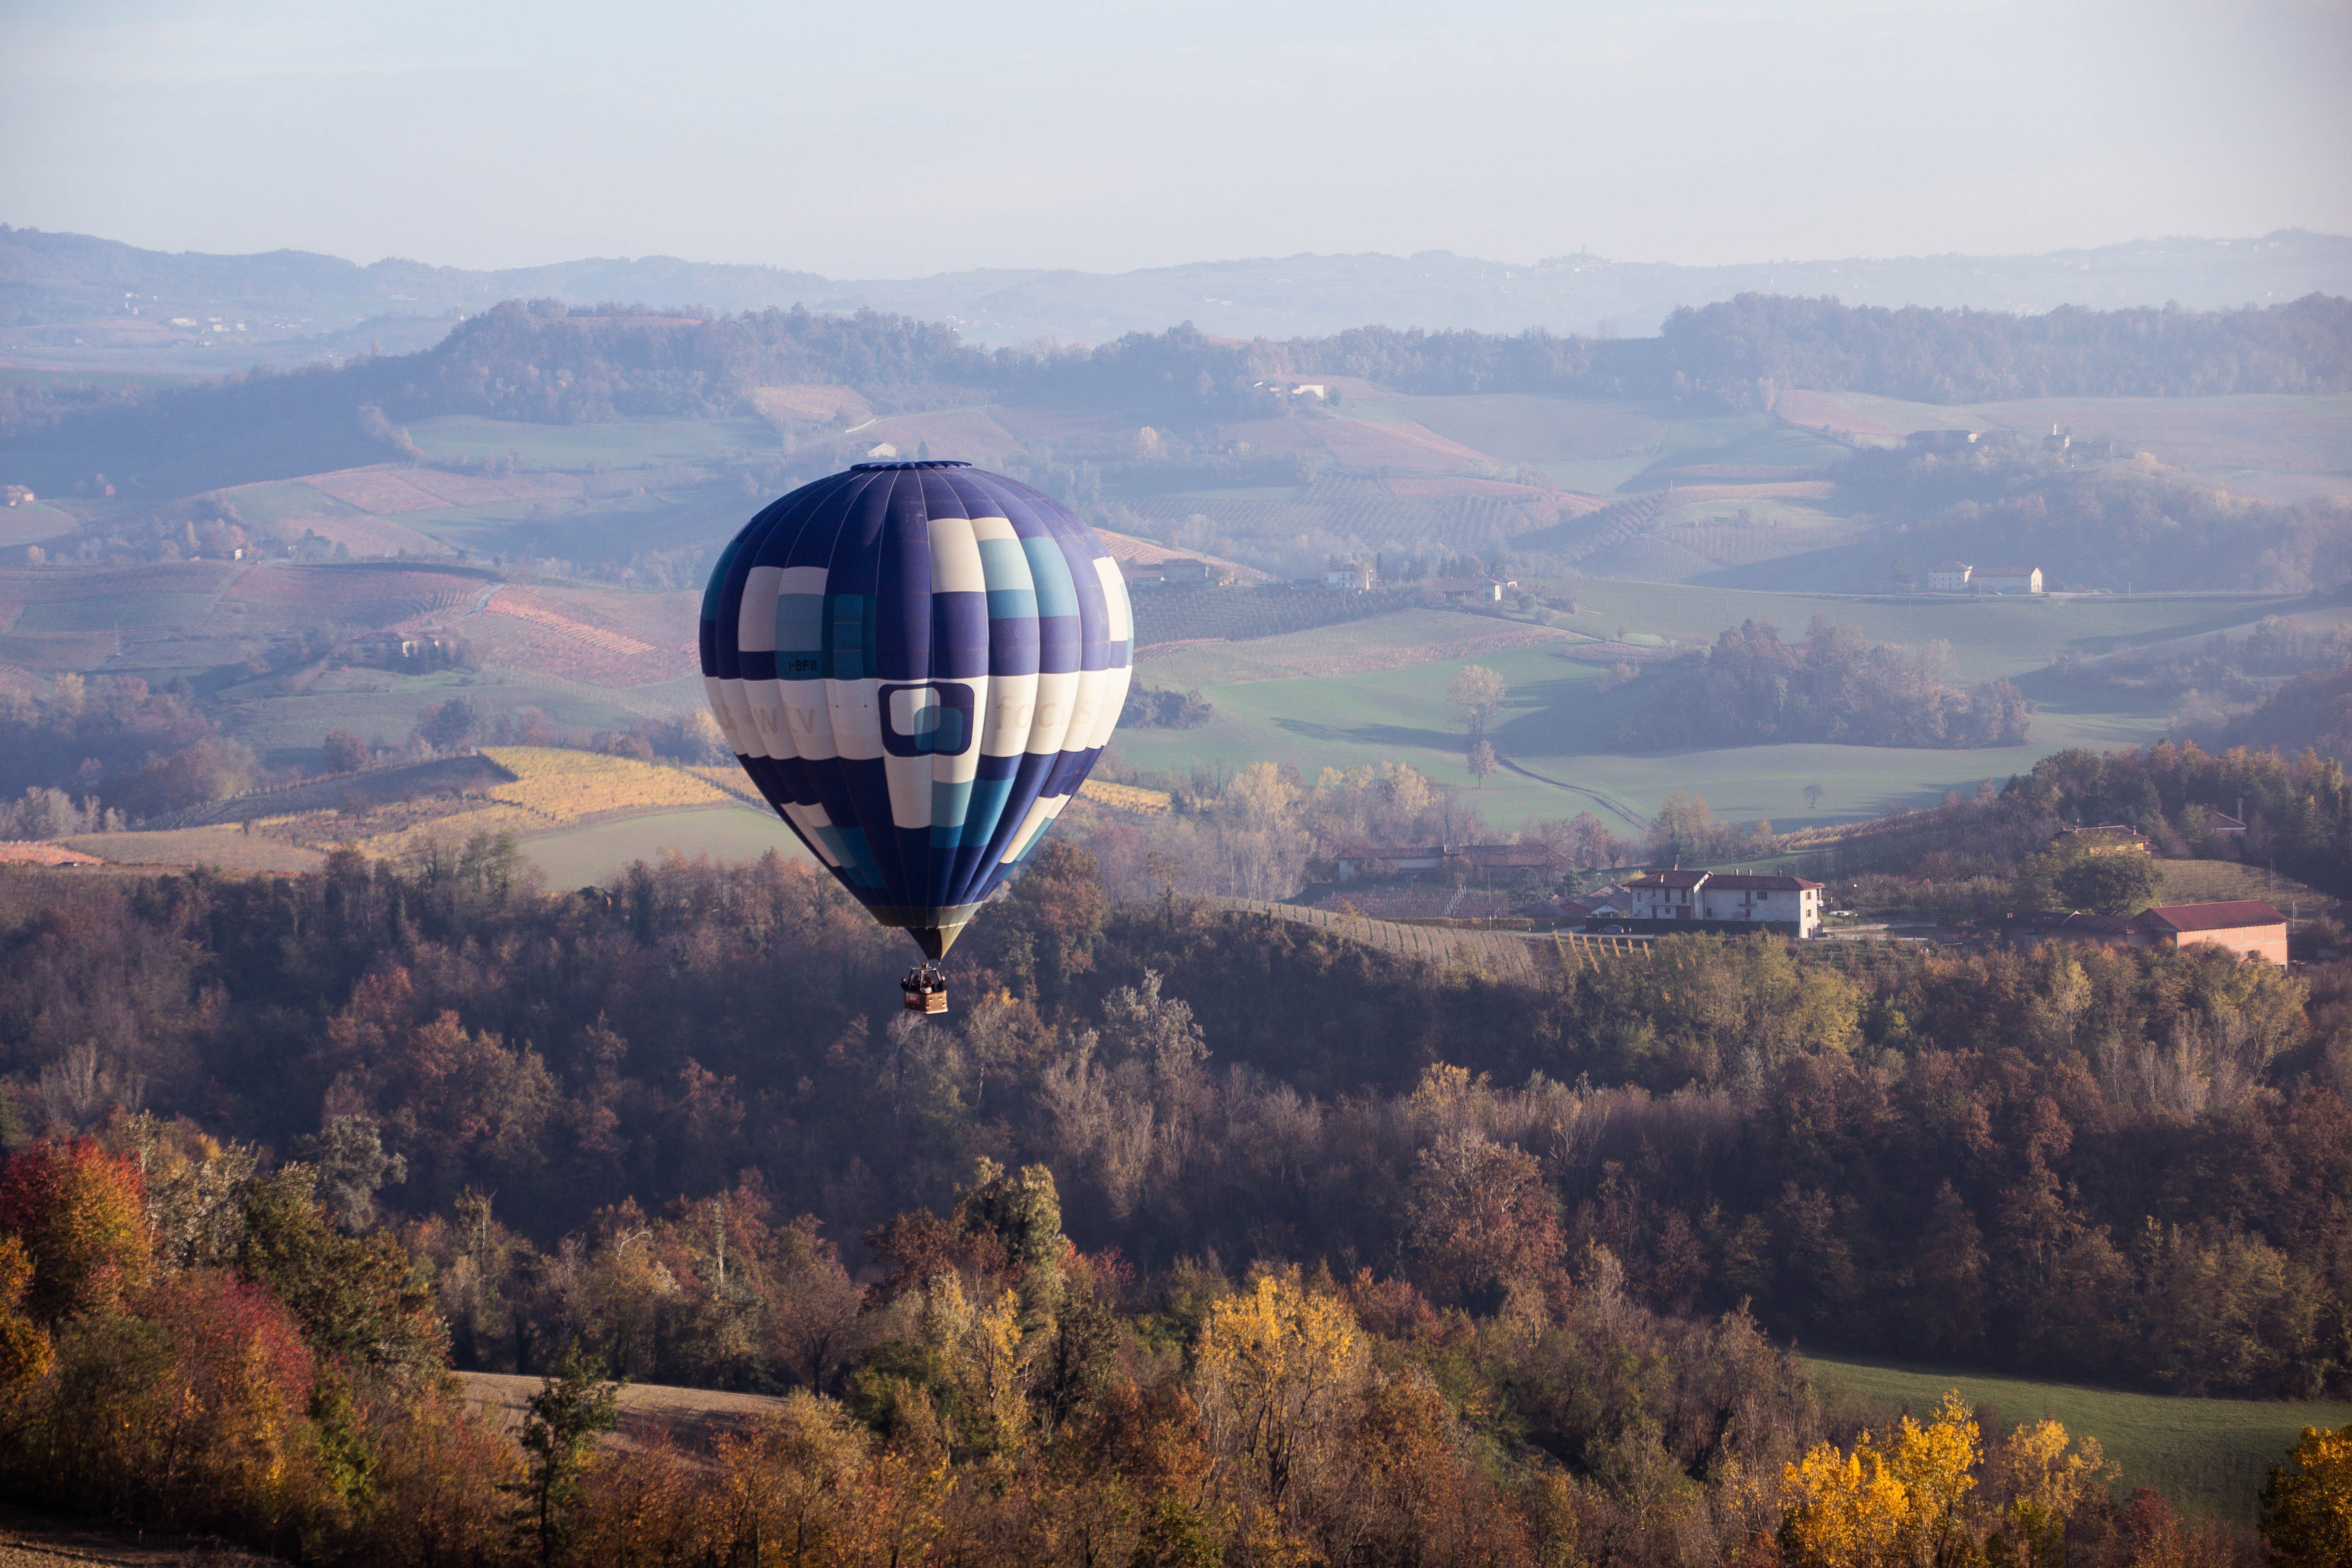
[701,460,1134,1011]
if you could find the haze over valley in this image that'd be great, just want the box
[4,0,2352,1560]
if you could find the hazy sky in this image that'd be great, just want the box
[4,0,2348,277]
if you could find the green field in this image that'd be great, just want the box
[1804,1350,2352,1526]
[0,502,80,549]
[405,415,778,473]
[518,805,814,886]
[1636,409,1851,478]
[1114,583,2307,830]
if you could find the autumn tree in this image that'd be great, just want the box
[2265,1423,2352,1567]
[1192,1273,1367,1536]
[1448,664,1507,740]
[1404,1130,1563,1312]
[0,1136,150,1321]
[1779,1391,1980,1568]
[322,729,369,774]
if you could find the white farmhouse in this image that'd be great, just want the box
[1624,869,1825,937]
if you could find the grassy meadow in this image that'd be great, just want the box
[1804,1350,2352,1526]
[1115,581,2312,830]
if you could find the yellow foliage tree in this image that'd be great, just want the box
[2265,1423,2352,1567]
[1779,1443,1911,1568]
[920,1271,1036,1459]
[1992,1418,2108,1563]
[1779,1390,1981,1568]
[1192,1273,1366,1527]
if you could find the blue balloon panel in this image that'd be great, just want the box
[700,461,1134,958]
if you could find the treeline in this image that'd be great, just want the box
[0,305,1290,493]
[1647,291,2352,407]
[0,1114,2254,1566]
[1255,291,2352,406]
[1846,441,2352,594]
[2218,662,2352,764]
[1794,740,2352,897]
[1596,615,2032,751]
[0,671,255,827]
[5,828,2351,1405]
[2056,615,2352,713]
[13,291,2350,499]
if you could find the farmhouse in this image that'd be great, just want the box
[2137,901,2288,966]
[1973,566,2043,594]
[2,485,33,507]
[2002,899,2287,966]
[1426,575,1514,604]
[1624,869,1824,937]
[1928,562,1973,592]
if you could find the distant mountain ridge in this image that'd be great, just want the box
[4,224,2348,361]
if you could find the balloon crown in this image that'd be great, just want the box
[849,459,974,471]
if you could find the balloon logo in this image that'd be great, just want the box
[700,461,1134,1002]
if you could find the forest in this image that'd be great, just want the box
[1597,615,2033,751]
[1,751,2349,1559]
[1842,442,2352,595]
[1786,739,2352,895]
[1259,291,2352,406]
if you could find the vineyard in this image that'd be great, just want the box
[1214,411,1486,472]
[1128,583,1418,649]
[1312,887,1518,920]
[2,560,233,632]
[354,747,744,858]
[1139,608,1578,685]
[224,563,492,628]
[1651,517,1858,569]
[1207,897,1543,980]
[143,754,520,829]
[465,586,698,685]
[302,465,581,515]
[685,765,770,808]
[478,746,741,818]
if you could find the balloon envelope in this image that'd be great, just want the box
[700,461,1134,957]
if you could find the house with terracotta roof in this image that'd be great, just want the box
[2136,901,2287,966]
[2002,899,2287,966]
[1972,566,2043,594]
[1625,869,1824,937]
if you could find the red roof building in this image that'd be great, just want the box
[2004,899,2287,966]
[2136,901,2288,966]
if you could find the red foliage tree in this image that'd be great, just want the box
[0,1136,151,1321]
